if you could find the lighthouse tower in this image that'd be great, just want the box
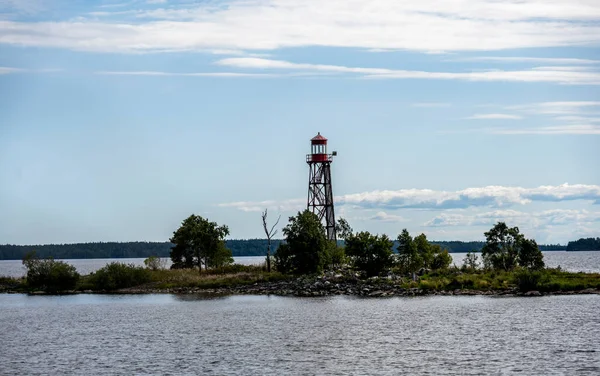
[306,132,337,241]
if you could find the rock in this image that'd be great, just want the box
[524,290,542,296]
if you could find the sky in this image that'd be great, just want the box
[0,0,599,245]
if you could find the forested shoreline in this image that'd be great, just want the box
[0,239,570,260]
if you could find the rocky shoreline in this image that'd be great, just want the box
[8,278,596,297]
[4,273,600,297]
[117,279,600,298]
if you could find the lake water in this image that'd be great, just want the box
[1,252,599,278]
[0,293,599,375]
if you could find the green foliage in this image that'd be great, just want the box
[396,229,422,273]
[276,210,329,274]
[335,218,353,240]
[396,230,452,273]
[273,243,293,274]
[22,251,80,292]
[345,231,394,277]
[169,214,232,271]
[88,262,151,290]
[566,237,600,252]
[481,222,544,271]
[414,234,434,268]
[431,248,452,270]
[518,238,545,270]
[328,244,347,269]
[144,255,167,271]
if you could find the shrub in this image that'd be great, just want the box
[431,250,452,270]
[514,269,550,292]
[22,252,80,292]
[89,262,151,290]
[144,256,167,271]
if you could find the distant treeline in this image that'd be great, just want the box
[566,237,600,252]
[0,239,568,260]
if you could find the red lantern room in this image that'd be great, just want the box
[307,132,333,163]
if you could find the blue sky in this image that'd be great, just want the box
[1,0,599,245]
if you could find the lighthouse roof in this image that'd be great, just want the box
[311,132,327,142]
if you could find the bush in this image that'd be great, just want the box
[89,262,151,290]
[431,250,452,270]
[514,269,550,292]
[144,255,167,271]
[22,252,80,292]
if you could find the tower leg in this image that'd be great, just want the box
[307,162,336,242]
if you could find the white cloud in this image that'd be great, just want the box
[95,70,278,77]
[219,198,305,213]
[424,209,600,227]
[555,116,600,123]
[466,113,522,120]
[508,101,600,115]
[146,0,166,4]
[0,66,22,74]
[370,212,407,223]
[491,124,600,135]
[221,183,600,212]
[451,57,600,65]
[217,58,600,85]
[1,0,600,53]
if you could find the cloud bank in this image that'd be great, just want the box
[425,209,600,227]
[220,183,600,212]
[1,0,600,53]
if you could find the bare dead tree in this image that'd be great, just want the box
[262,208,281,273]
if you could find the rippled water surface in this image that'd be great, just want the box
[1,294,599,375]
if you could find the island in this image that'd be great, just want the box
[1,212,599,297]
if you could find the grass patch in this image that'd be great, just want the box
[410,268,600,293]
[150,268,290,289]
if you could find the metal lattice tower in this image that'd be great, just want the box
[306,132,337,241]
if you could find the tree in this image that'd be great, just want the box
[169,214,232,272]
[518,238,545,270]
[414,234,434,268]
[430,246,452,270]
[261,209,281,273]
[345,231,394,277]
[335,218,353,241]
[481,222,544,271]
[396,229,422,274]
[275,210,329,274]
[22,251,80,292]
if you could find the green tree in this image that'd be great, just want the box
[518,238,545,270]
[275,210,329,274]
[481,222,544,271]
[335,218,353,241]
[273,243,293,274]
[169,214,232,272]
[430,245,452,270]
[414,233,434,268]
[345,231,394,277]
[396,229,422,273]
[22,251,80,292]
